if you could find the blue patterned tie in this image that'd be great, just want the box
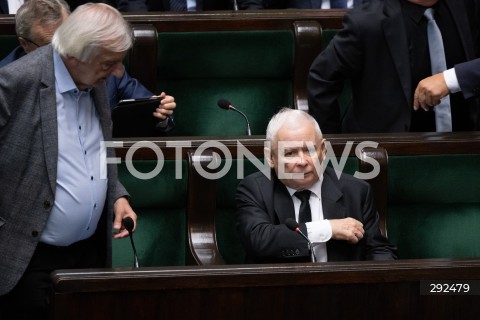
[330,0,348,8]
[424,8,452,132]
[170,0,187,11]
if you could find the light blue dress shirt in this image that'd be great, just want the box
[40,51,108,246]
[187,0,196,11]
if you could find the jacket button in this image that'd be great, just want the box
[32,230,39,237]
[43,200,51,209]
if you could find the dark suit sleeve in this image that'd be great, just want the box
[235,174,310,262]
[115,0,149,12]
[107,70,153,107]
[359,180,397,260]
[455,58,480,99]
[307,13,364,133]
[237,0,264,9]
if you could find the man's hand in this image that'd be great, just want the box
[329,217,364,244]
[152,92,176,121]
[113,197,137,239]
[414,73,449,111]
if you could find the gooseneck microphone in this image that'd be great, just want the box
[285,218,316,263]
[217,98,252,136]
[123,217,139,268]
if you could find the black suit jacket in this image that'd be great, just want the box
[456,58,480,99]
[0,0,9,14]
[307,0,480,133]
[117,0,233,12]
[235,167,397,263]
[238,0,363,9]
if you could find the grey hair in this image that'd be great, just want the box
[51,3,133,62]
[15,0,70,40]
[266,108,323,144]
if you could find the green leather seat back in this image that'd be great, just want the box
[113,160,188,267]
[157,30,295,136]
[387,154,480,259]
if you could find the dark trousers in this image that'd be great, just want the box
[0,237,103,320]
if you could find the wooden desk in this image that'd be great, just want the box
[50,259,480,319]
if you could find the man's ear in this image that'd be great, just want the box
[264,147,274,168]
[18,38,29,53]
[320,138,327,162]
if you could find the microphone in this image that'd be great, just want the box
[123,217,139,268]
[217,98,252,136]
[285,218,316,263]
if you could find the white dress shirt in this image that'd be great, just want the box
[7,0,24,14]
[287,176,332,262]
[321,0,354,9]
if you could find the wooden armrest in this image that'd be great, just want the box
[293,21,322,111]
[129,24,158,93]
[186,150,225,265]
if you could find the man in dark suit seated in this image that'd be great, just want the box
[238,0,363,9]
[307,0,480,133]
[235,108,397,263]
[0,0,176,131]
[414,58,480,110]
[116,0,234,12]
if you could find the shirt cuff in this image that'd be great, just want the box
[157,118,169,128]
[306,220,332,243]
[444,68,461,94]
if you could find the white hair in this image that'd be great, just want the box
[266,108,323,144]
[51,3,132,62]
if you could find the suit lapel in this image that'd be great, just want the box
[382,0,413,106]
[39,47,58,195]
[273,175,296,224]
[321,168,347,220]
[91,85,112,141]
[445,0,475,60]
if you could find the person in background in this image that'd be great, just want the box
[237,0,363,9]
[414,58,480,110]
[0,3,137,319]
[307,0,480,133]
[0,0,106,14]
[0,0,176,131]
[116,0,234,12]
[235,108,397,264]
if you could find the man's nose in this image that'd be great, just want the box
[296,151,307,165]
[110,62,124,78]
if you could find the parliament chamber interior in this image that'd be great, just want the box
[1,6,479,319]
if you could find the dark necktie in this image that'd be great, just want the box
[424,8,452,132]
[330,0,348,8]
[294,190,312,223]
[170,0,187,11]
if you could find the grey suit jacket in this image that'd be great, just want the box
[308,0,480,133]
[235,167,397,263]
[0,45,129,295]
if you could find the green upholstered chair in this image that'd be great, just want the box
[387,154,480,259]
[113,160,188,267]
[155,21,322,136]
